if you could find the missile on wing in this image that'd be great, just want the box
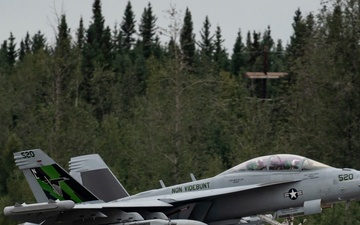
[4,200,75,216]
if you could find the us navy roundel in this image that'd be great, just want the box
[283,188,303,200]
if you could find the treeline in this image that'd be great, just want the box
[1,0,360,224]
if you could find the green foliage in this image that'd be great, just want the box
[121,1,136,51]
[180,8,196,69]
[31,31,47,53]
[18,32,31,62]
[139,3,158,58]
[198,16,214,58]
[230,30,245,76]
[213,26,229,71]
[76,17,85,50]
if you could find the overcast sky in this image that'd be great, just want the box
[1,0,322,53]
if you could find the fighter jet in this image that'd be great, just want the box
[4,149,360,225]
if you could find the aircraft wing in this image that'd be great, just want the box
[4,199,173,224]
[78,179,302,208]
[5,179,300,224]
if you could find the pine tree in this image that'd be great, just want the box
[230,30,244,76]
[0,41,8,70]
[180,7,196,69]
[153,35,163,59]
[167,37,178,59]
[19,32,31,62]
[7,33,17,68]
[101,26,113,68]
[24,32,31,53]
[53,14,72,133]
[248,31,261,71]
[272,39,285,72]
[81,0,105,102]
[261,26,274,73]
[91,0,105,44]
[121,1,136,51]
[305,13,315,38]
[76,17,85,50]
[286,8,308,85]
[86,0,105,60]
[213,26,228,70]
[198,16,214,58]
[114,29,125,56]
[139,2,157,58]
[85,0,105,61]
[214,26,224,63]
[18,40,26,62]
[287,8,307,60]
[31,31,47,53]
[55,15,71,59]
[0,33,17,70]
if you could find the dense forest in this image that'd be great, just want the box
[2,0,360,224]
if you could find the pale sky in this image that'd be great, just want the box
[1,0,322,53]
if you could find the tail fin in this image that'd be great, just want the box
[14,149,100,203]
[69,154,129,202]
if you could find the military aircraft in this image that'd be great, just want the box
[4,149,360,225]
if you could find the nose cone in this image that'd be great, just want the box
[336,169,360,201]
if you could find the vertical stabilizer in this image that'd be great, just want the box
[69,154,129,202]
[14,149,100,203]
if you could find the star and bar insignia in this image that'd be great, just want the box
[283,188,303,200]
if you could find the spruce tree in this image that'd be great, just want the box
[180,7,196,68]
[287,8,307,60]
[305,13,315,38]
[53,14,72,133]
[198,16,214,58]
[248,31,261,71]
[18,40,26,62]
[272,39,285,72]
[91,0,105,44]
[286,8,308,85]
[261,26,274,73]
[18,32,31,62]
[81,0,105,103]
[213,26,228,70]
[55,15,71,59]
[101,26,113,68]
[214,26,224,62]
[0,41,8,70]
[7,33,17,68]
[139,2,157,58]
[86,0,105,61]
[24,32,31,53]
[76,17,85,50]
[230,30,244,76]
[121,1,136,51]
[31,31,47,53]
[244,31,252,71]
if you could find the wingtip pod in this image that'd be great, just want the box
[4,200,75,216]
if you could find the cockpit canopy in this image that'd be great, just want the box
[219,154,330,175]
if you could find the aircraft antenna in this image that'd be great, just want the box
[159,180,166,188]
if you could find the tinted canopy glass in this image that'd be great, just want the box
[218,154,329,175]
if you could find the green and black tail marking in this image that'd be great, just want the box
[14,149,100,203]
